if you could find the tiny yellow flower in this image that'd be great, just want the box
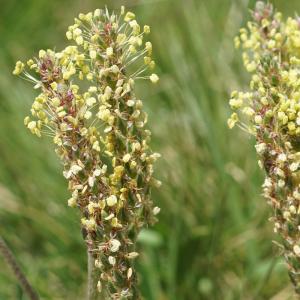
[123,153,131,163]
[144,25,150,34]
[124,11,135,22]
[106,47,113,57]
[12,61,24,75]
[106,195,118,207]
[150,74,159,84]
[227,113,239,129]
[89,50,97,59]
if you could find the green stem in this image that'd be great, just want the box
[87,248,100,300]
[0,235,39,300]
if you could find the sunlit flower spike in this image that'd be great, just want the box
[14,6,161,299]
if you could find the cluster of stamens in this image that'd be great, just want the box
[14,7,161,299]
[228,2,300,293]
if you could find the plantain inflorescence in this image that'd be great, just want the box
[14,7,161,299]
[228,1,300,293]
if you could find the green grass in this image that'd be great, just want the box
[0,0,300,299]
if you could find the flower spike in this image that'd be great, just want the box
[14,7,161,299]
[229,1,300,293]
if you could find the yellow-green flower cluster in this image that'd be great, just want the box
[229,2,300,293]
[14,7,160,299]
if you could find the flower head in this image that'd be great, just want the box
[229,2,300,293]
[14,6,161,298]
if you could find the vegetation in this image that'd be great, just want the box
[14,7,161,299]
[1,0,300,299]
[229,1,300,295]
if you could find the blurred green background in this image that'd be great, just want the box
[1,0,300,299]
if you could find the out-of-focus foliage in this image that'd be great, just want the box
[0,0,300,299]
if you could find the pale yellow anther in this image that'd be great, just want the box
[150,74,159,84]
[106,195,117,207]
[106,47,113,57]
[124,11,135,22]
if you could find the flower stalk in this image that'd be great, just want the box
[88,249,100,300]
[14,7,161,299]
[229,1,300,293]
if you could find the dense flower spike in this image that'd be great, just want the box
[14,7,160,299]
[228,1,300,293]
